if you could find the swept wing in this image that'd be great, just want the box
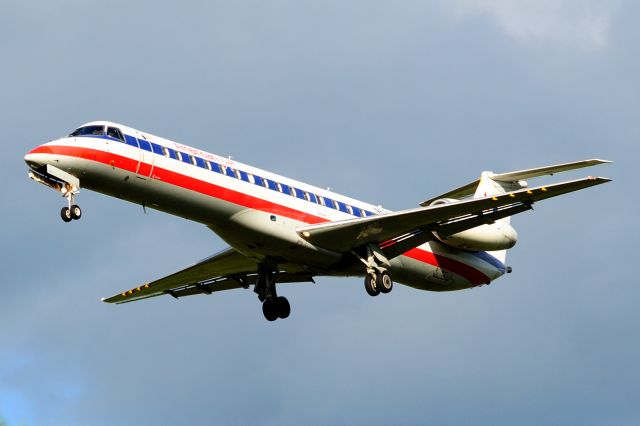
[297,176,610,254]
[103,247,313,304]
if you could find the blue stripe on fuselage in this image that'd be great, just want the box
[471,251,506,273]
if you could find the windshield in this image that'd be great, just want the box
[69,125,105,137]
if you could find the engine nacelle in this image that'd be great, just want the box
[434,222,518,251]
[430,198,518,251]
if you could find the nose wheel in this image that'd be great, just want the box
[61,204,82,222]
[60,187,82,223]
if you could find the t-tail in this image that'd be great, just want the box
[422,159,612,264]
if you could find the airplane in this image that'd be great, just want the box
[24,121,611,321]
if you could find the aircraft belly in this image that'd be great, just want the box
[389,242,506,292]
[210,209,342,268]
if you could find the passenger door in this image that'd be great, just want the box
[135,134,155,179]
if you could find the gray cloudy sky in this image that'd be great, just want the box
[2,1,638,425]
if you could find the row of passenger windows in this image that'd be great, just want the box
[84,127,376,218]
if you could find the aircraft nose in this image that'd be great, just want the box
[24,146,46,168]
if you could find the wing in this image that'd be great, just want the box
[297,176,610,254]
[102,247,313,304]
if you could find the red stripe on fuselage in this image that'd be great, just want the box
[403,248,490,285]
[30,144,491,284]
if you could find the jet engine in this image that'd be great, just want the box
[430,198,518,251]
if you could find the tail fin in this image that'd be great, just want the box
[420,159,612,265]
[420,159,611,207]
[473,172,514,264]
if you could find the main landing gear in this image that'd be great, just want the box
[60,185,81,223]
[355,244,394,297]
[255,265,290,321]
[364,271,393,296]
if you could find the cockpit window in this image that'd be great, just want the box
[107,127,124,142]
[69,125,105,137]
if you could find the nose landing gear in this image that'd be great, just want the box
[60,188,82,222]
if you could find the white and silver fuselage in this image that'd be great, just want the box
[24,121,507,291]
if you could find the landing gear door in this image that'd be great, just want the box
[135,136,155,179]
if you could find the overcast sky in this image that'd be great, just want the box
[2,1,638,425]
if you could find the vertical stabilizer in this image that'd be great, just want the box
[473,171,517,264]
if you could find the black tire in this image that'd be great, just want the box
[275,296,291,319]
[378,272,393,294]
[364,274,380,296]
[262,299,278,322]
[60,207,72,222]
[70,204,82,220]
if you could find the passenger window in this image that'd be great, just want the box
[191,156,197,166]
[151,143,163,155]
[346,205,353,215]
[210,162,221,173]
[107,127,124,141]
[276,182,283,193]
[138,139,152,152]
[325,198,335,209]
[124,134,139,148]
[162,147,170,157]
[234,169,242,179]
[317,196,325,206]
[303,191,311,202]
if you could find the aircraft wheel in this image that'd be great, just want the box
[364,274,380,296]
[60,207,72,222]
[275,296,290,319]
[262,299,278,322]
[70,204,82,220]
[377,272,393,294]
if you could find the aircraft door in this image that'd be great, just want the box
[135,136,155,179]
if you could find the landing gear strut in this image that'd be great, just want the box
[60,184,81,223]
[254,265,291,321]
[354,244,394,297]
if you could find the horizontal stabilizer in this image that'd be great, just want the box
[489,159,611,182]
[420,159,611,206]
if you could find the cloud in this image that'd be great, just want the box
[444,0,618,51]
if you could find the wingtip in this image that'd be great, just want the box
[587,176,612,183]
